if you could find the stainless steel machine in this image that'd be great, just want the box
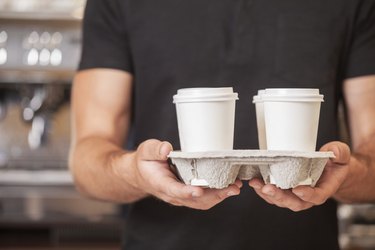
[0,1,123,249]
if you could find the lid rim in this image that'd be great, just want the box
[173,95,239,103]
[262,98,324,102]
[264,88,320,95]
[176,87,235,96]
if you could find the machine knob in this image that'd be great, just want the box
[39,48,50,66]
[50,49,62,66]
[26,48,38,66]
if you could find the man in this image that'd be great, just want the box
[69,0,375,249]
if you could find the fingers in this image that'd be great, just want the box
[320,141,351,165]
[292,161,349,205]
[233,179,243,189]
[138,139,173,161]
[262,185,314,211]
[292,186,330,206]
[249,178,314,212]
[155,177,241,210]
[249,179,275,205]
[188,183,241,210]
[155,173,203,200]
[249,161,349,211]
[246,141,352,212]
[135,139,242,210]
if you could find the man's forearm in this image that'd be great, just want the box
[69,137,148,203]
[334,135,375,203]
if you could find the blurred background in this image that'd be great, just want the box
[0,0,123,249]
[0,0,374,249]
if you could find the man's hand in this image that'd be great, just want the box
[248,141,350,211]
[119,139,242,210]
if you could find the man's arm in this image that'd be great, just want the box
[69,69,242,208]
[248,75,375,210]
[69,68,146,202]
[333,75,375,202]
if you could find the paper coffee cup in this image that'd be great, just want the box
[262,88,324,152]
[252,90,267,150]
[173,87,238,152]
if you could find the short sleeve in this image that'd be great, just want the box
[78,0,133,73]
[345,1,375,79]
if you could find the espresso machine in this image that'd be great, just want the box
[0,1,123,249]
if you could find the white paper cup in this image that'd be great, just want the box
[173,87,238,152]
[262,88,324,152]
[252,90,267,150]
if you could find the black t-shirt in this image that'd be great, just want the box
[79,1,375,249]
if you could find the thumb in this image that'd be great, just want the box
[137,139,173,161]
[320,141,351,165]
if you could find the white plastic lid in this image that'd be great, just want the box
[252,89,265,103]
[265,88,319,95]
[262,88,324,102]
[173,87,239,103]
